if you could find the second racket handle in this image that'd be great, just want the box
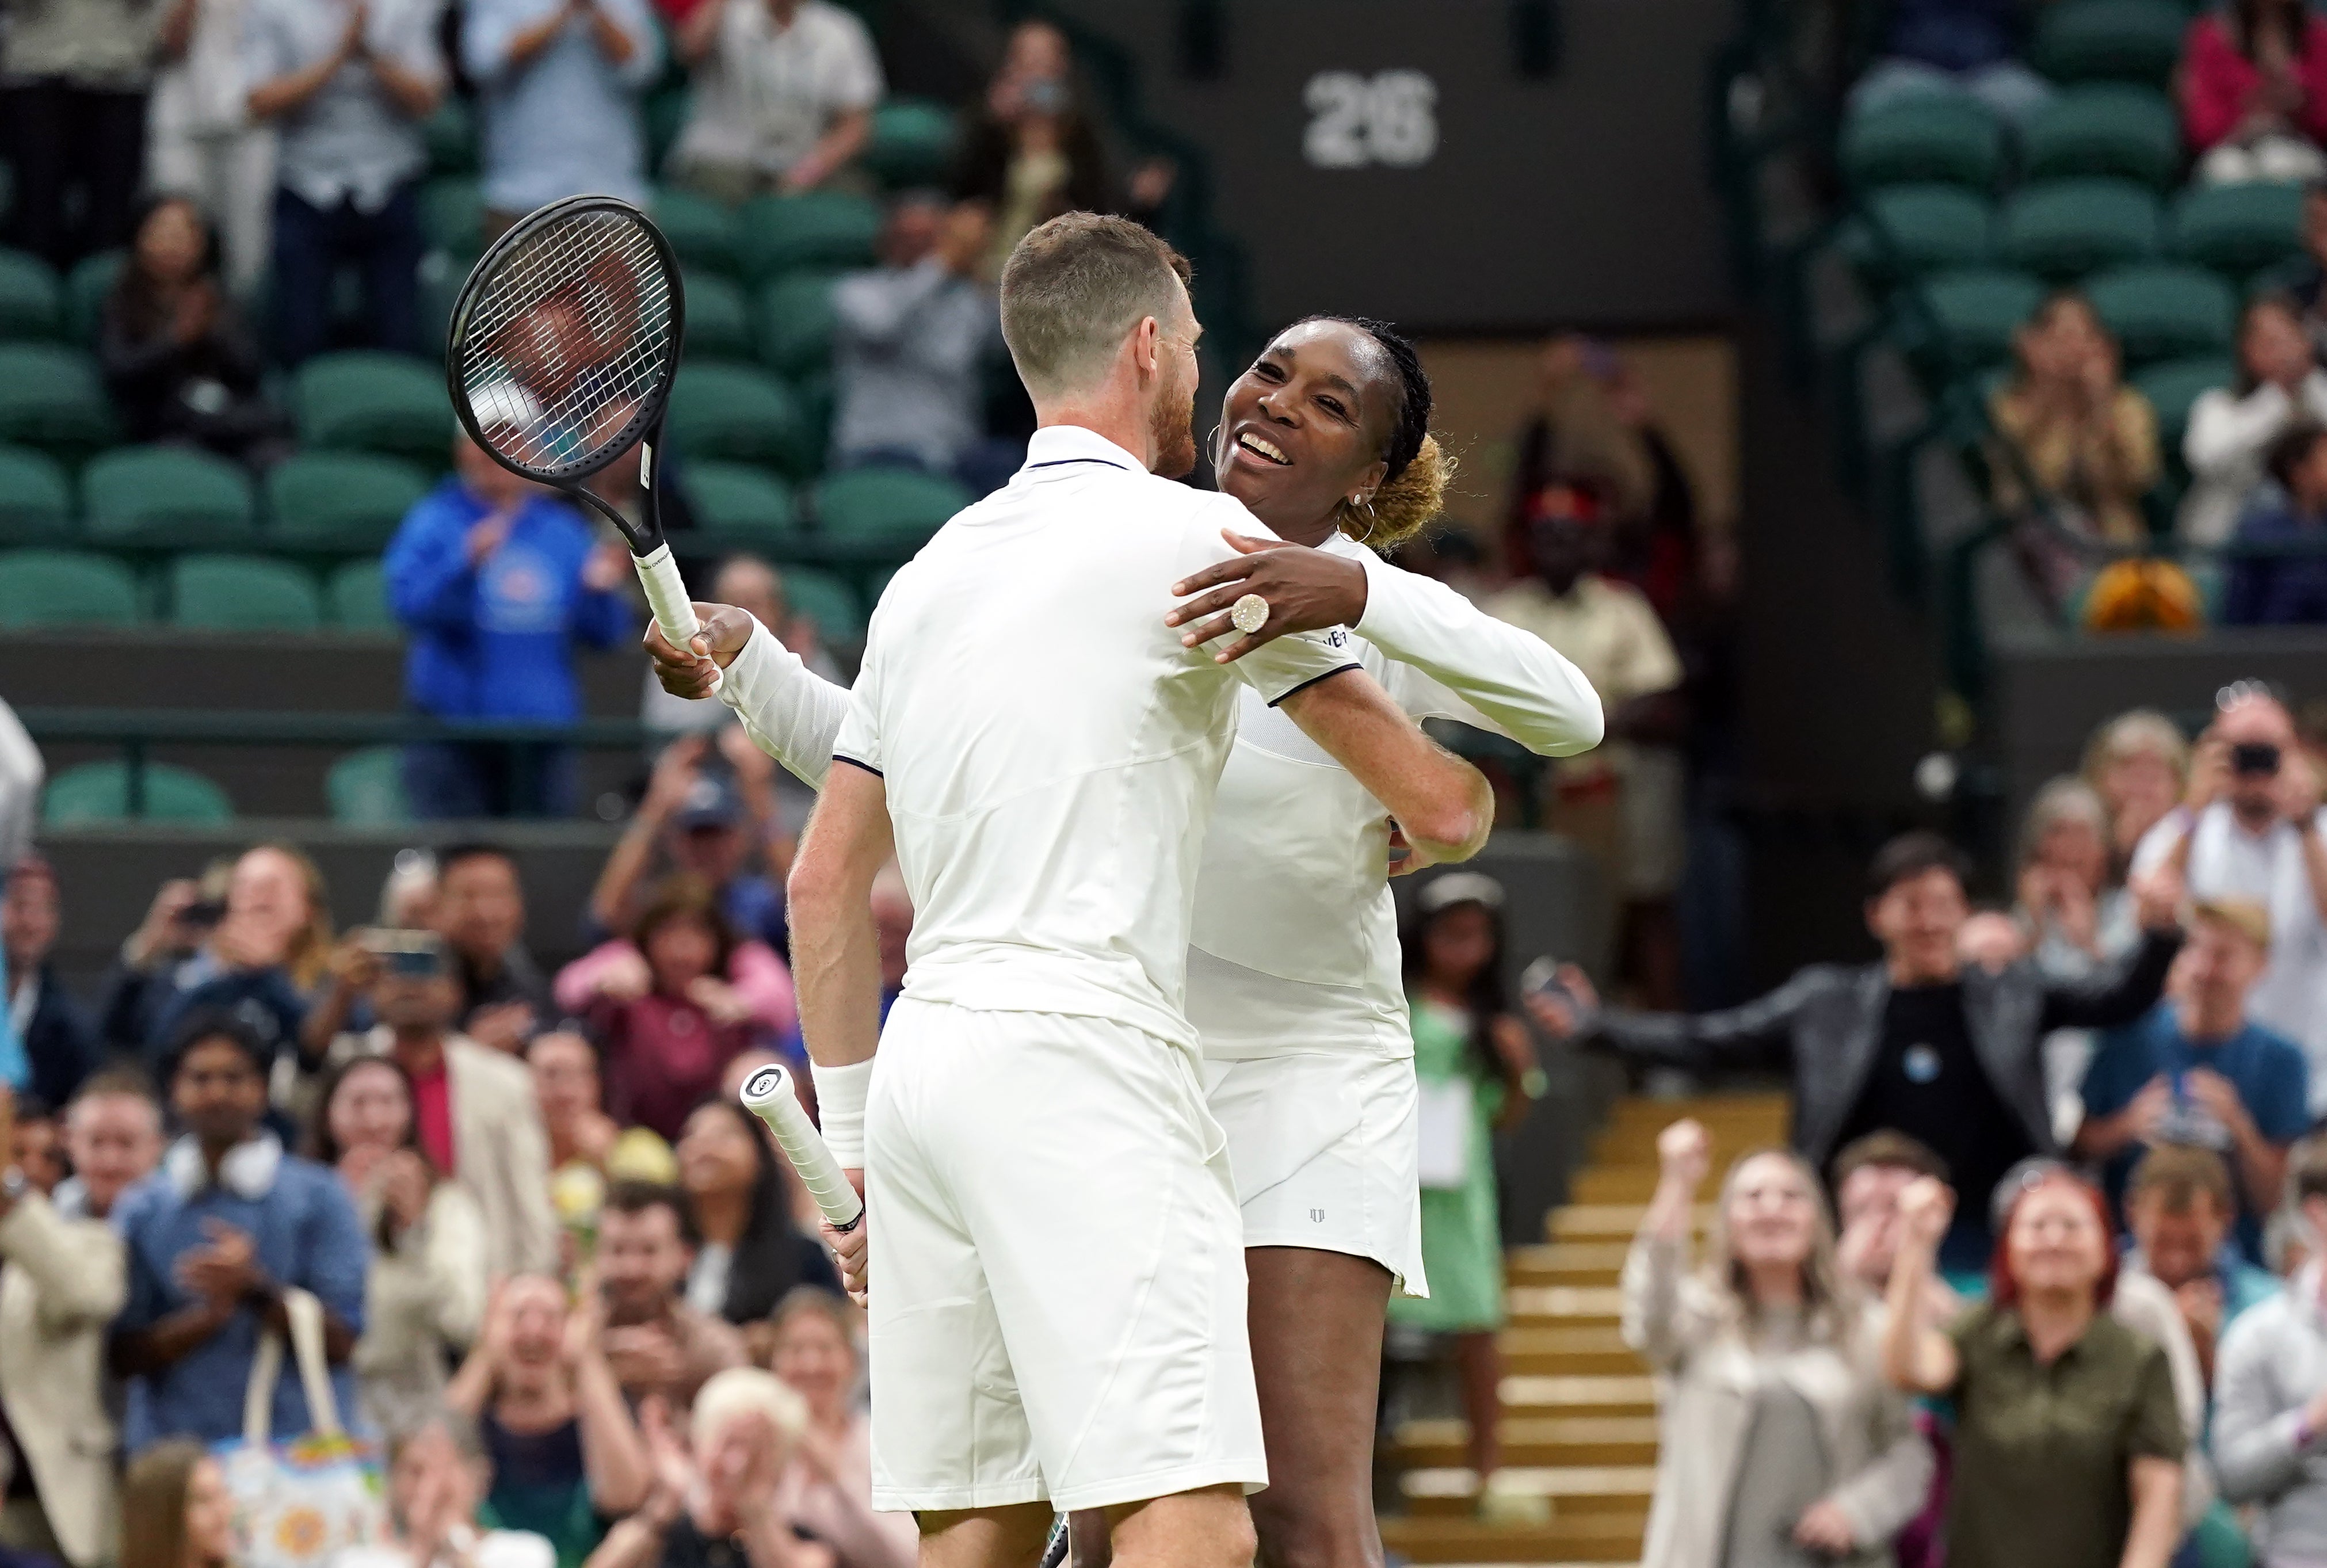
[740,1063,865,1231]
[635,542,721,694]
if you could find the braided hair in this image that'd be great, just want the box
[1295,314,1455,550]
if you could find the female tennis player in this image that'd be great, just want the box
[647,315,1604,1559]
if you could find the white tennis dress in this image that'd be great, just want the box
[715,428,1601,1507]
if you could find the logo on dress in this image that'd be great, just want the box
[1327,627,1349,648]
[1903,1044,1942,1085]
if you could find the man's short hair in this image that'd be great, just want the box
[998,212,1192,400]
[434,842,516,880]
[67,1065,159,1116]
[601,1180,688,1235]
[2268,419,2327,491]
[1866,831,1974,902]
[2128,1144,2236,1216]
[2291,1134,2327,1206]
[2194,896,2272,952]
[160,1009,273,1084]
[1832,1130,1953,1188]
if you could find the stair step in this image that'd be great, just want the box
[1506,1285,1622,1323]
[1500,1375,1659,1417]
[1500,1326,1644,1376]
[1603,1093,1788,1126]
[1392,1416,1661,1468]
[1379,1517,1643,1564]
[1508,1242,1628,1286]
[1550,1203,1702,1241]
[1402,1465,1657,1516]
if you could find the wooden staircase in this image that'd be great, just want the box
[1379,1092,1791,1567]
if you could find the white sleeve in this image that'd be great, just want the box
[2129,810,2188,878]
[1354,552,1605,757]
[1174,509,1357,703]
[0,700,43,871]
[717,618,853,789]
[2185,385,2292,479]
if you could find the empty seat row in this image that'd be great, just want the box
[43,750,418,827]
[421,182,888,287]
[1902,260,2238,379]
[0,445,433,548]
[0,548,388,631]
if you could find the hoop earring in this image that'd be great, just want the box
[1206,423,1226,472]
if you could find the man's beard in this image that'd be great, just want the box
[1149,361,1198,478]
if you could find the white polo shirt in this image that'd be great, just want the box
[828,425,1358,1052]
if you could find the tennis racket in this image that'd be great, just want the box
[444,194,707,674]
[739,1062,865,1232]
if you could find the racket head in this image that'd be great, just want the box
[445,194,686,491]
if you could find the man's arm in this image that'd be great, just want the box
[1274,670,1493,865]
[644,606,850,789]
[787,762,895,1079]
[2040,894,2185,1032]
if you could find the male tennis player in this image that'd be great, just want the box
[667,213,1494,1568]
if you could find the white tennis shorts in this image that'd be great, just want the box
[864,997,1267,1513]
[1202,1050,1428,1295]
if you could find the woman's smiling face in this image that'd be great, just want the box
[1214,319,1397,537]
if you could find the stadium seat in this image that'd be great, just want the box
[684,460,799,539]
[0,248,61,339]
[1904,268,2048,380]
[864,99,959,188]
[655,188,739,277]
[294,351,452,465]
[0,444,73,543]
[2085,262,2238,365]
[2171,181,2306,281]
[419,176,485,258]
[167,552,325,631]
[327,558,395,631]
[2021,85,2181,188]
[0,547,138,627]
[265,450,432,550]
[0,342,115,458]
[1838,95,2007,193]
[1847,186,1997,283]
[2027,0,2189,86]
[814,466,970,539]
[328,746,411,825]
[43,760,233,826]
[1997,178,2162,282]
[737,192,881,281]
[2133,355,2236,459]
[82,445,256,544]
[665,362,812,474]
[683,271,755,362]
[779,566,863,644]
[62,250,121,344]
[423,96,476,175]
[754,271,838,378]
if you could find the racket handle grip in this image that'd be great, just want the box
[739,1063,865,1231]
[635,542,721,693]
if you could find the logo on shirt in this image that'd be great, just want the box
[1327,627,1349,648]
[1903,1044,1942,1085]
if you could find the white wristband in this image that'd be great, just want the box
[809,1058,874,1168]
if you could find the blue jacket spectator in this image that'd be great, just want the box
[386,430,632,819]
[463,0,660,221]
[2226,419,2327,625]
[109,1015,367,1452]
[2,856,98,1110]
[2075,900,2309,1264]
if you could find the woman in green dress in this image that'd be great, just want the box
[1390,872,1547,1522]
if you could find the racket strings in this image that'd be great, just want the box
[457,209,678,479]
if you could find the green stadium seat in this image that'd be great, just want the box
[294,351,452,465]
[167,552,325,631]
[1848,186,1997,283]
[683,271,754,362]
[1905,268,2049,380]
[62,250,121,344]
[327,558,395,631]
[684,460,799,539]
[266,450,432,549]
[43,760,232,825]
[0,547,138,627]
[0,249,61,339]
[0,342,115,458]
[2085,262,2238,365]
[1997,178,2162,281]
[82,445,255,544]
[328,746,411,825]
[0,444,73,543]
[864,99,959,188]
[2132,355,2235,457]
[2028,0,2189,86]
[778,566,862,643]
[419,176,485,258]
[666,362,812,474]
[2021,86,2181,188]
[655,188,739,276]
[813,466,970,539]
[646,87,692,173]
[2171,181,2306,281]
[737,192,880,281]
[754,271,838,378]
[1840,95,2008,193]
[423,97,477,175]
